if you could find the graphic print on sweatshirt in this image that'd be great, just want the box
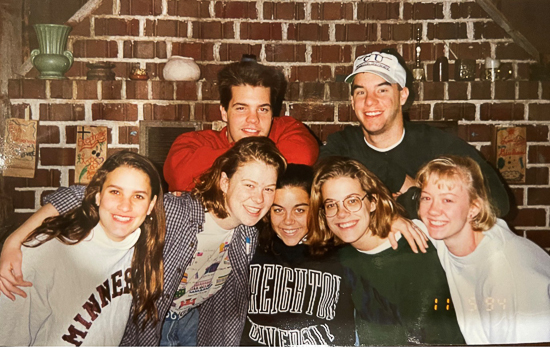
[245,263,343,346]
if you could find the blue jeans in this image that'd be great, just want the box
[160,308,199,346]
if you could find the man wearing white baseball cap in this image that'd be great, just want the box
[320,49,509,218]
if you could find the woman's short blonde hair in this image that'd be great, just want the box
[416,155,497,231]
[308,156,402,255]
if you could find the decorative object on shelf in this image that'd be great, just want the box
[163,56,200,81]
[412,26,425,81]
[75,126,108,184]
[454,59,476,81]
[30,24,74,79]
[433,56,449,82]
[482,57,500,82]
[3,107,38,178]
[86,62,116,80]
[494,126,526,184]
[130,66,149,80]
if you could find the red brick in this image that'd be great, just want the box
[40,147,76,166]
[516,63,531,80]
[528,188,550,205]
[296,23,322,41]
[402,43,445,63]
[524,230,550,250]
[457,124,493,142]
[200,63,224,81]
[529,145,550,164]
[240,23,282,41]
[37,125,60,144]
[339,23,377,42]
[219,44,262,62]
[509,208,547,227]
[194,103,221,121]
[302,82,324,100]
[73,40,118,58]
[338,104,353,122]
[214,1,256,19]
[309,124,345,143]
[143,104,190,121]
[480,103,524,121]
[289,103,334,122]
[176,82,199,101]
[494,81,516,100]
[92,103,138,121]
[266,44,306,63]
[295,66,319,82]
[13,191,35,209]
[358,2,399,20]
[403,3,444,20]
[196,21,222,39]
[40,104,85,121]
[147,19,187,37]
[8,79,22,98]
[526,124,549,141]
[167,0,200,17]
[496,43,532,60]
[447,82,468,100]
[101,81,123,100]
[264,2,304,20]
[49,80,73,99]
[405,104,431,121]
[120,0,162,16]
[328,82,349,101]
[75,80,98,100]
[427,22,468,40]
[541,82,550,100]
[321,2,353,20]
[145,62,163,80]
[4,169,61,188]
[433,103,476,121]
[423,81,445,101]
[529,104,550,121]
[473,22,508,40]
[286,82,300,102]
[124,41,166,59]
[20,80,47,99]
[93,0,115,15]
[172,42,205,60]
[119,126,139,145]
[70,18,91,37]
[509,187,524,206]
[518,81,539,100]
[10,103,31,119]
[151,81,175,100]
[312,45,351,64]
[450,2,490,19]
[126,80,149,100]
[526,167,549,186]
[470,81,491,100]
[94,18,139,36]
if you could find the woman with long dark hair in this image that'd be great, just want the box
[0,151,165,346]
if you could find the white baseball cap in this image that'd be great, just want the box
[345,51,407,88]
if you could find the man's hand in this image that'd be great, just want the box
[387,217,428,253]
[0,242,31,300]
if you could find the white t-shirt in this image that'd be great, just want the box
[0,223,138,346]
[167,212,234,320]
[415,219,550,344]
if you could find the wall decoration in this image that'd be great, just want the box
[495,126,526,184]
[75,126,108,184]
[31,24,74,79]
[3,118,38,178]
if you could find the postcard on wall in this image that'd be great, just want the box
[3,118,38,178]
[495,126,526,184]
[75,126,108,184]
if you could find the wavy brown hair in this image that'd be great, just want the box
[416,155,497,231]
[308,157,403,255]
[24,151,166,327]
[192,137,287,219]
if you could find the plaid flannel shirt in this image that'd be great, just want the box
[45,186,258,346]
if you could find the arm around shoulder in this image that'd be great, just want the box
[270,117,319,165]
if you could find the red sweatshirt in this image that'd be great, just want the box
[163,116,319,192]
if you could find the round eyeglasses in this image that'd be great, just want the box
[322,193,369,217]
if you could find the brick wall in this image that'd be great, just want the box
[5,0,550,248]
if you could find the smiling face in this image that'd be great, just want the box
[221,84,273,143]
[418,174,480,248]
[270,186,310,246]
[96,166,156,242]
[321,176,376,249]
[220,160,278,228]
[351,72,409,146]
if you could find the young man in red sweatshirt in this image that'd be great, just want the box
[164,61,319,192]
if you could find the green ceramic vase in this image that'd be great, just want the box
[31,24,74,79]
